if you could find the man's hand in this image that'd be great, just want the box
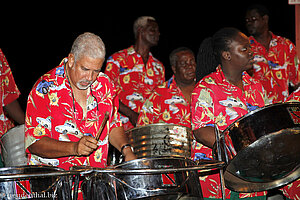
[74,136,98,156]
[122,146,137,162]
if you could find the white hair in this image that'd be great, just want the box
[70,32,106,62]
[133,16,156,38]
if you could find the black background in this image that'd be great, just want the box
[0,1,296,111]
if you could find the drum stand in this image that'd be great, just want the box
[215,125,226,200]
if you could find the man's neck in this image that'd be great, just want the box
[254,31,272,50]
[175,79,195,104]
[134,42,151,64]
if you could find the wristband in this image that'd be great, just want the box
[121,144,133,156]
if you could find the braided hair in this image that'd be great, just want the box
[196,27,240,82]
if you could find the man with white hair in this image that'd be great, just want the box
[105,16,165,131]
[25,32,136,170]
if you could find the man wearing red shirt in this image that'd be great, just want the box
[0,49,25,136]
[245,4,300,104]
[105,16,165,131]
[137,47,195,128]
[25,33,135,170]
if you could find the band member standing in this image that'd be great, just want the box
[105,16,165,131]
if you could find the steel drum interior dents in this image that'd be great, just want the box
[126,123,192,158]
[0,165,72,200]
[217,102,300,192]
[0,124,27,166]
[81,157,203,200]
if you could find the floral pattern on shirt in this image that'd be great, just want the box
[250,32,300,104]
[0,49,21,136]
[137,76,191,128]
[283,90,300,200]
[105,46,165,130]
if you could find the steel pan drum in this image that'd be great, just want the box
[75,158,224,200]
[0,165,72,199]
[217,102,300,192]
[105,157,203,199]
[0,125,27,166]
[126,123,192,158]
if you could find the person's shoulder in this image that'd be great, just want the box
[31,62,64,91]
[149,53,164,66]
[97,72,116,88]
[272,33,295,46]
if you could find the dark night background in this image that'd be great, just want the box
[0,1,297,111]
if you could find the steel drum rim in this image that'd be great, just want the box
[221,102,300,135]
[114,156,193,167]
[71,156,225,175]
[0,165,75,181]
[224,166,300,192]
[125,123,191,133]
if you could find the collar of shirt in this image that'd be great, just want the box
[249,31,278,48]
[128,45,153,58]
[214,65,253,90]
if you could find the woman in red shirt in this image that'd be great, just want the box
[192,27,268,199]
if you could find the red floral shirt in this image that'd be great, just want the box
[250,32,300,104]
[283,89,300,200]
[0,49,21,136]
[191,66,267,199]
[137,76,191,128]
[25,58,122,170]
[105,46,165,130]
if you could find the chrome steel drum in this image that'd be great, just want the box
[126,123,192,158]
[0,125,27,166]
[74,159,224,200]
[217,102,300,192]
[105,157,203,199]
[0,165,72,199]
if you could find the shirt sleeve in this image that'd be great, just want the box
[286,39,300,87]
[191,84,215,131]
[104,56,121,91]
[137,94,155,126]
[0,49,20,106]
[25,79,51,153]
[109,78,122,129]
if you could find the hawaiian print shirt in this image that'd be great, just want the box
[0,49,21,136]
[137,76,191,127]
[105,46,165,130]
[25,58,122,170]
[283,89,300,200]
[250,32,300,104]
[191,66,268,199]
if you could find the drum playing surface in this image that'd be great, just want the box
[218,102,300,192]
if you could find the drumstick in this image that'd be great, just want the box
[95,111,109,141]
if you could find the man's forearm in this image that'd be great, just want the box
[118,100,139,126]
[193,126,216,148]
[4,99,25,124]
[27,137,77,158]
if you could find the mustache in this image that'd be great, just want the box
[79,80,92,84]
